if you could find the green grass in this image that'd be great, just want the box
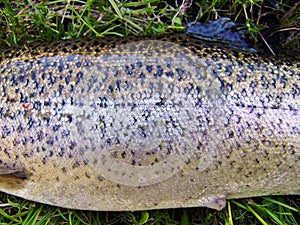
[0,0,299,51]
[0,0,299,224]
[0,194,299,224]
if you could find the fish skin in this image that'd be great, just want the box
[0,34,299,211]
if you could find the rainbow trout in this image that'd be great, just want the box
[0,35,299,210]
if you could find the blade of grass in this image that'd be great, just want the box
[108,0,123,19]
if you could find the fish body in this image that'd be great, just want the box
[0,35,299,210]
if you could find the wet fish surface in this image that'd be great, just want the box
[0,34,299,211]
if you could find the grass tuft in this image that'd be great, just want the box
[2,194,298,224]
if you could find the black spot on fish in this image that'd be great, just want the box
[146,65,153,73]
[165,71,174,77]
[154,65,163,77]
[76,71,84,84]
[76,61,82,68]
